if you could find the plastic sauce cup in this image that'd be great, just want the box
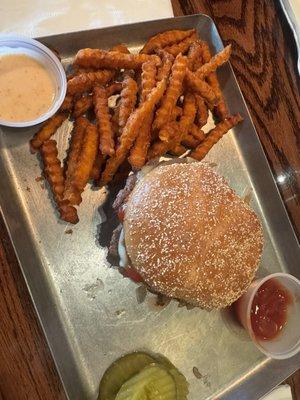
[235,272,300,359]
[0,34,67,128]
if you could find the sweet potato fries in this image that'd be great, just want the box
[30,29,243,224]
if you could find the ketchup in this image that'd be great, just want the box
[251,279,293,341]
[122,266,144,283]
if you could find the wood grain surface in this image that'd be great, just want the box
[0,1,299,399]
[0,214,66,400]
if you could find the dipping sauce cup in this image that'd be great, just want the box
[0,35,66,128]
[234,272,300,359]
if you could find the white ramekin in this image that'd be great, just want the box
[0,34,67,128]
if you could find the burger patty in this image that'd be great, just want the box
[108,224,122,261]
[112,173,137,214]
[108,173,137,264]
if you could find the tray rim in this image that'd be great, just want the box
[0,13,300,400]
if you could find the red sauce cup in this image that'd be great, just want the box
[234,273,300,359]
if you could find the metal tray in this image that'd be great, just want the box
[279,0,300,74]
[0,14,300,400]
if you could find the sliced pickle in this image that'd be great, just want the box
[154,355,189,399]
[115,364,177,400]
[169,368,189,400]
[98,352,156,400]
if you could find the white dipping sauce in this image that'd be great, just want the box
[0,54,55,122]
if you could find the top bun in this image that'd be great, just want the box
[124,162,263,309]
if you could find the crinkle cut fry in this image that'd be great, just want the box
[67,70,114,96]
[60,94,74,111]
[63,116,89,205]
[181,132,201,149]
[171,105,183,120]
[185,69,219,107]
[166,93,196,146]
[178,92,197,139]
[110,44,131,54]
[148,122,178,159]
[90,154,105,181]
[140,60,157,102]
[170,144,188,156]
[187,40,203,71]
[148,134,189,159]
[153,53,188,130]
[71,123,98,199]
[200,41,229,120]
[71,67,97,76]
[195,94,208,127]
[41,140,78,224]
[30,112,68,152]
[147,139,170,160]
[191,114,243,161]
[189,123,205,142]
[106,82,122,97]
[71,44,130,78]
[149,139,189,159]
[111,103,120,137]
[93,86,115,157]
[156,50,174,82]
[119,75,138,132]
[41,140,64,198]
[128,62,157,169]
[74,49,160,70]
[140,29,196,54]
[162,31,197,57]
[158,121,179,142]
[150,94,196,159]
[101,77,168,185]
[73,95,93,118]
[129,53,173,169]
[128,111,153,170]
[195,45,231,79]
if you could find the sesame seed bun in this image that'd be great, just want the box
[123,162,263,309]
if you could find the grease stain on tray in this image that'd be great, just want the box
[115,309,126,317]
[192,366,202,379]
[135,285,147,304]
[82,278,105,300]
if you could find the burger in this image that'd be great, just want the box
[110,159,263,309]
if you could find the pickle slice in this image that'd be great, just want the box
[98,352,156,400]
[115,364,177,400]
[154,355,189,399]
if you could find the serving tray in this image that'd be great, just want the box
[0,14,300,400]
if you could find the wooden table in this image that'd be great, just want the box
[0,0,299,399]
